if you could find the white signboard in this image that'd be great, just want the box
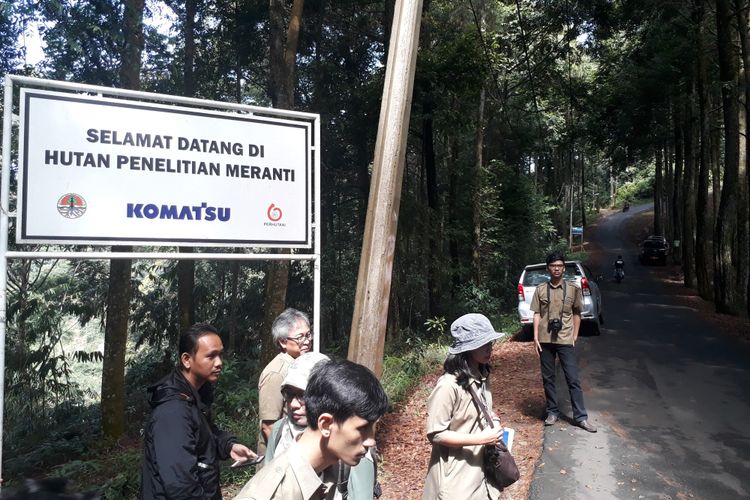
[17,89,313,247]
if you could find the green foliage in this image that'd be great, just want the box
[616,164,655,204]
[48,447,141,499]
[455,282,502,317]
[424,316,447,338]
[479,161,559,309]
[212,354,261,445]
[382,332,447,405]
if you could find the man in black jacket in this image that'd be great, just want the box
[141,323,257,499]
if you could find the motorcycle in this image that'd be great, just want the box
[622,202,630,212]
[614,267,625,283]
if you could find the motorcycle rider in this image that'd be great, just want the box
[614,255,625,281]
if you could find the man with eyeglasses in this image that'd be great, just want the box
[530,252,597,433]
[257,308,314,458]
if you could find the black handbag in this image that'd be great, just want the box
[467,384,520,489]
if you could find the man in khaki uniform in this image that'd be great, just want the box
[257,308,313,456]
[531,252,597,433]
[237,441,337,500]
[235,359,389,500]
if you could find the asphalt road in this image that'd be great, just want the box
[528,204,750,500]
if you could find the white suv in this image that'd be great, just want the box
[517,261,603,335]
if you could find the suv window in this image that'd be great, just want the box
[522,264,580,286]
[643,241,666,249]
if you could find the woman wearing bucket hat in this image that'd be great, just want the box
[422,313,505,500]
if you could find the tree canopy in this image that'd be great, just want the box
[1,0,748,493]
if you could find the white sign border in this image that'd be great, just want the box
[17,89,316,249]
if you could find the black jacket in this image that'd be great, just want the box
[141,369,237,499]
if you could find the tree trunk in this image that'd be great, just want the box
[715,0,742,314]
[422,84,441,316]
[184,0,196,97]
[119,0,144,90]
[663,139,674,243]
[228,260,240,352]
[711,86,723,223]
[101,250,132,439]
[177,250,195,334]
[580,154,586,228]
[448,130,460,292]
[682,92,698,288]
[269,0,304,109]
[672,103,684,259]
[262,0,305,353]
[177,0,198,336]
[472,86,486,284]
[101,0,143,440]
[695,0,713,300]
[735,0,750,316]
[655,146,663,236]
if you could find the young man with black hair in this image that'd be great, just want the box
[141,323,257,499]
[531,252,597,433]
[234,359,389,500]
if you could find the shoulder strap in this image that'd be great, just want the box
[336,461,351,499]
[273,421,284,449]
[467,384,496,430]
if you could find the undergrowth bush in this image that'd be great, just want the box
[381,322,448,405]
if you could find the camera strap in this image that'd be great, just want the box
[546,281,566,320]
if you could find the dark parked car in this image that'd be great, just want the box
[639,236,669,265]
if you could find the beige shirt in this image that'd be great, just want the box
[422,372,500,500]
[234,442,335,500]
[257,352,294,455]
[530,280,582,345]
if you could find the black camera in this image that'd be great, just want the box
[548,318,563,335]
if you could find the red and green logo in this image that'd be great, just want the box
[57,193,87,219]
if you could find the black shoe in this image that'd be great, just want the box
[578,420,597,433]
[544,414,558,426]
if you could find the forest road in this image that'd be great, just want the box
[528,203,750,500]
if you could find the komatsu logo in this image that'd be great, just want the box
[126,202,231,221]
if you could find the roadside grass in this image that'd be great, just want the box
[381,312,519,406]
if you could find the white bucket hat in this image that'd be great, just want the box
[282,352,330,391]
[448,313,504,354]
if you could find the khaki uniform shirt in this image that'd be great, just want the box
[233,442,336,500]
[257,352,294,455]
[530,280,582,345]
[422,372,500,500]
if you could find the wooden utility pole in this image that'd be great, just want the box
[348,0,423,376]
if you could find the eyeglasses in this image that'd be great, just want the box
[286,331,313,345]
[281,388,305,403]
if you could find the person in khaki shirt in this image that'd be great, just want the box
[257,308,313,457]
[235,359,388,500]
[422,313,505,500]
[531,252,597,433]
